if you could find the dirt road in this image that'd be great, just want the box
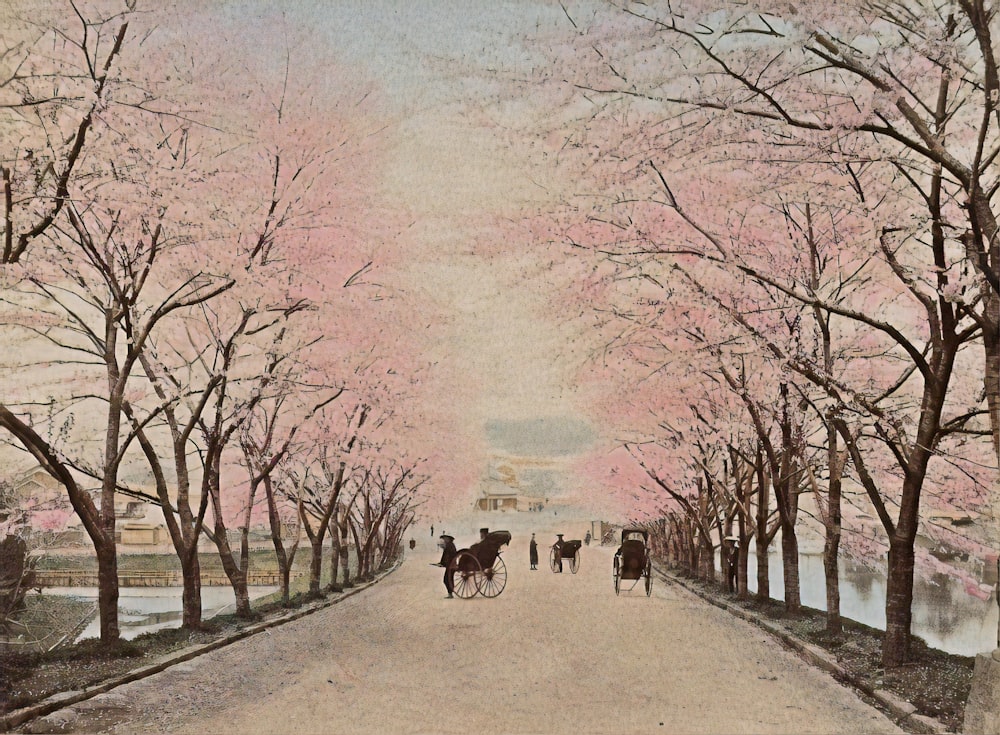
[38,530,902,734]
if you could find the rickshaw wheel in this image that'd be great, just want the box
[644,560,652,596]
[549,547,560,573]
[613,556,621,596]
[569,553,580,574]
[478,555,507,598]
[449,551,481,598]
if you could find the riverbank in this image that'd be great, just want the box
[4,543,904,735]
[1,548,978,733]
[32,550,282,582]
[664,569,974,733]
[0,560,383,728]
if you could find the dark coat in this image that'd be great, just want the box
[439,540,457,568]
[439,539,458,595]
[529,538,538,565]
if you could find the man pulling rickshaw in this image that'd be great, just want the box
[432,528,511,598]
[550,533,582,574]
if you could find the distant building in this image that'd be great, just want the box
[475,488,546,512]
[4,466,86,545]
[11,466,62,505]
[4,464,174,549]
[473,455,555,512]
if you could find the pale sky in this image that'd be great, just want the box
[238,1,594,438]
[0,2,598,504]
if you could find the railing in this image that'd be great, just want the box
[32,569,283,588]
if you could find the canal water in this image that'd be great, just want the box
[45,586,278,642]
[742,551,998,656]
[46,551,998,654]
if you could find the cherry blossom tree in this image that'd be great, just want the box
[0,93,235,643]
[0,0,146,644]
[494,0,999,668]
[0,0,406,637]
[0,0,132,265]
[349,460,424,580]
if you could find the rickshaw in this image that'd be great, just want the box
[447,530,511,598]
[550,537,582,574]
[613,528,652,596]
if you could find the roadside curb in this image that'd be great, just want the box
[0,562,400,733]
[658,568,954,735]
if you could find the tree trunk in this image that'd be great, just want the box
[755,536,769,602]
[349,520,368,581]
[308,535,325,596]
[822,530,841,634]
[982,310,1000,465]
[735,456,751,600]
[95,540,119,642]
[779,519,800,612]
[967,188,1000,466]
[881,459,935,667]
[880,345,953,666]
[329,532,341,591]
[776,384,801,613]
[132,358,206,632]
[100,317,123,644]
[339,515,352,587]
[687,522,698,575]
[736,496,749,599]
[281,564,292,605]
[777,462,801,613]
[274,540,291,606]
[209,481,252,616]
[180,552,201,628]
[215,541,252,617]
[261,475,294,606]
[755,452,770,601]
[884,537,916,667]
[737,540,748,599]
[232,568,251,617]
[699,532,715,582]
[823,424,843,635]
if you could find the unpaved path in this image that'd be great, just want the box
[38,533,902,734]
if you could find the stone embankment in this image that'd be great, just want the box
[31,570,282,588]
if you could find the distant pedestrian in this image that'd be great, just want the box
[552,533,564,573]
[529,533,538,570]
[409,538,416,551]
[436,534,457,598]
[724,537,739,593]
[584,531,591,546]
[430,524,434,537]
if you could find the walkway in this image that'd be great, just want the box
[25,534,902,734]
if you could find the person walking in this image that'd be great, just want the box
[529,533,538,570]
[553,533,564,573]
[436,534,457,598]
[430,524,434,538]
[724,537,739,593]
